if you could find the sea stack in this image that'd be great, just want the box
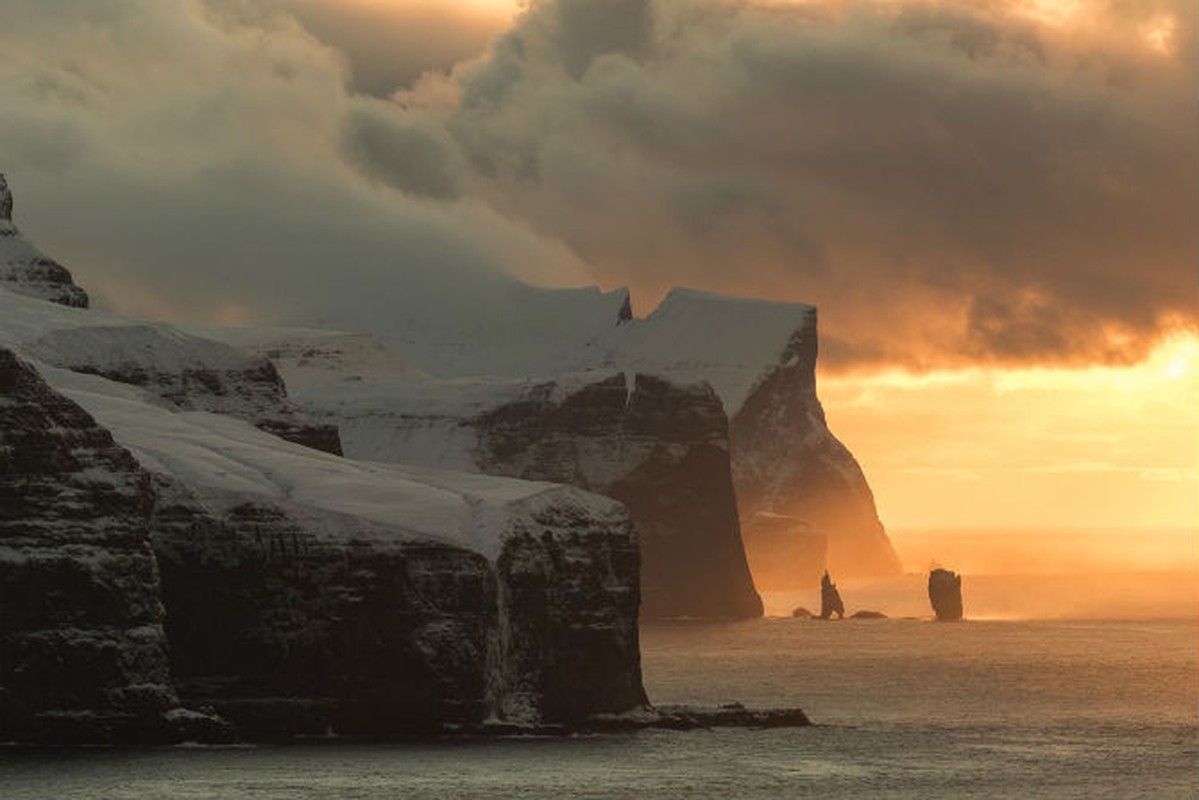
[928,568,964,621]
[819,571,845,619]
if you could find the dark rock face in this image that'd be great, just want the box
[475,373,762,620]
[0,343,645,742]
[26,326,342,456]
[0,348,222,744]
[731,309,901,583]
[490,493,647,723]
[929,568,964,621]
[0,174,90,309]
[151,487,495,738]
[151,482,646,738]
[819,571,845,620]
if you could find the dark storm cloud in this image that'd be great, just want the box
[428,0,1198,368]
[0,0,1193,370]
[0,0,589,326]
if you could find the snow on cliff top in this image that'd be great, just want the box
[202,286,816,418]
[602,288,815,415]
[38,362,619,562]
[0,286,258,374]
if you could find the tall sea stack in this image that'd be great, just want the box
[928,568,964,621]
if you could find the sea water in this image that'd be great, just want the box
[2,601,1196,799]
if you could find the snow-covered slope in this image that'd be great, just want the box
[42,363,614,564]
[0,174,88,308]
[0,286,342,455]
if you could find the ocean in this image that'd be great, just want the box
[2,581,1196,799]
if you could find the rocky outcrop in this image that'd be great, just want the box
[473,372,761,619]
[0,175,89,308]
[0,348,224,744]
[819,571,845,620]
[929,568,964,621]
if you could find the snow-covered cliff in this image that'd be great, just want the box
[225,288,901,598]
[0,178,648,741]
[0,347,227,744]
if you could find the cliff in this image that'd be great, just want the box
[0,348,224,743]
[726,305,902,583]
[0,339,647,741]
[472,372,761,619]
[0,198,648,741]
[219,288,900,605]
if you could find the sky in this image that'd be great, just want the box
[0,0,1195,540]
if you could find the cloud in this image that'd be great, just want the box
[0,0,590,333]
[427,0,1198,368]
[1,0,1194,372]
[202,0,514,96]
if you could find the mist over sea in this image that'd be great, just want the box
[3,531,1196,800]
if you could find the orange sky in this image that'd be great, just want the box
[821,331,1199,533]
[426,0,1194,542]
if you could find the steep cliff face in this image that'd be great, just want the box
[0,175,89,308]
[150,483,498,738]
[42,365,646,736]
[729,309,902,582]
[1,268,648,740]
[0,348,221,744]
[474,373,761,619]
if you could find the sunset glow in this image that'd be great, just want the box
[823,331,1199,537]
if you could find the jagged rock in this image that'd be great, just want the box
[791,606,815,619]
[929,568,964,622]
[0,347,227,744]
[0,175,89,308]
[820,571,845,619]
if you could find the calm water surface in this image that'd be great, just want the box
[2,617,1196,799]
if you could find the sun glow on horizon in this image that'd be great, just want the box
[821,330,1199,536]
